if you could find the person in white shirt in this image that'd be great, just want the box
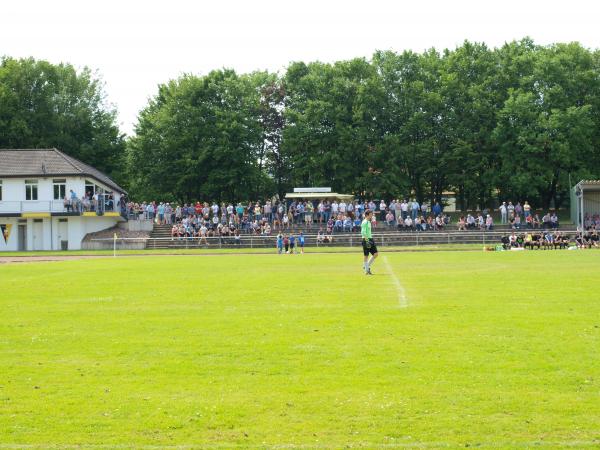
[379,200,387,220]
[467,214,475,229]
[200,224,208,245]
[401,200,409,220]
[331,201,339,215]
[499,202,507,224]
[339,201,347,213]
[317,202,324,223]
[507,202,515,219]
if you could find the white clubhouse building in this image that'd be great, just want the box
[0,149,126,251]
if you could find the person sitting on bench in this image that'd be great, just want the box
[531,232,542,249]
[543,231,554,249]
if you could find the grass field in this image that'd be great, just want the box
[1,250,599,448]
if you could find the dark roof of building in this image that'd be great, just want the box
[0,148,126,193]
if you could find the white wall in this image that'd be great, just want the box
[66,216,121,250]
[2,179,24,200]
[0,215,122,251]
[0,177,87,202]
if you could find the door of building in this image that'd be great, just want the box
[58,219,68,250]
[32,219,44,250]
[18,224,27,251]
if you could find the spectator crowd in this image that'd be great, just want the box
[123,197,594,242]
[63,189,124,215]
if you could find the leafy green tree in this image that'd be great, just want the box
[493,42,599,208]
[282,58,378,195]
[0,57,125,180]
[441,41,501,210]
[123,38,600,209]
[373,49,448,203]
[127,69,270,202]
[251,72,287,199]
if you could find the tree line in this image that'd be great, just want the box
[2,38,600,209]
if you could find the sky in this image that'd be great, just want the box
[2,0,599,135]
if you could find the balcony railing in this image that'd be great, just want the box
[0,200,65,213]
[0,198,121,215]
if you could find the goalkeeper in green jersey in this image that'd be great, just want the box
[361,209,379,275]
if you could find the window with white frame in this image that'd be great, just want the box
[53,179,66,200]
[25,179,38,200]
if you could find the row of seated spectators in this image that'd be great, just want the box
[170,216,275,239]
[456,212,561,231]
[375,213,452,231]
[500,230,599,249]
[379,211,565,232]
[583,214,600,230]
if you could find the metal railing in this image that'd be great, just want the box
[0,197,121,214]
[0,200,66,213]
[89,230,577,250]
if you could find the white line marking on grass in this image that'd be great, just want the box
[383,255,408,308]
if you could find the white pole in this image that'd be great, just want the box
[580,186,584,233]
[113,233,117,258]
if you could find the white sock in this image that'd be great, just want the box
[367,256,375,269]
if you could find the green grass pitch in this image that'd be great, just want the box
[1,250,599,448]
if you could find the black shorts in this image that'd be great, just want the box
[362,238,378,256]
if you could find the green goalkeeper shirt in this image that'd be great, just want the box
[361,219,372,239]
